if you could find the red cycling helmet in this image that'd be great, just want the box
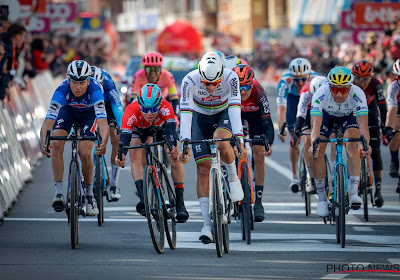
[232,64,254,85]
[352,60,374,77]
[142,52,163,67]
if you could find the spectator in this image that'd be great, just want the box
[31,38,54,72]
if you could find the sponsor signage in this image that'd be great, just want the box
[354,2,400,27]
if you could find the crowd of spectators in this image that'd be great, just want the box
[0,18,109,102]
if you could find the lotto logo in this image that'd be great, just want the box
[195,145,202,153]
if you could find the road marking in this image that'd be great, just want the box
[321,274,349,279]
[265,158,292,180]
[353,226,374,232]
[388,259,400,264]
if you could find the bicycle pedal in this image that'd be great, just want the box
[350,204,361,210]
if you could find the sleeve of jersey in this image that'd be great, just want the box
[119,105,135,155]
[45,87,67,120]
[353,89,369,117]
[179,75,194,141]
[166,71,179,101]
[310,93,323,117]
[375,81,386,104]
[228,74,243,139]
[108,88,124,127]
[296,93,310,118]
[276,79,288,107]
[255,85,274,145]
[91,87,107,119]
[386,82,397,108]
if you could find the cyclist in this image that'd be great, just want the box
[352,60,386,207]
[383,58,400,194]
[310,66,371,217]
[233,64,274,223]
[130,52,179,116]
[115,84,189,223]
[179,51,246,244]
[91,66,124,202]
[277,58,318,193]
[40,60,109,216]
[292,76,327,193]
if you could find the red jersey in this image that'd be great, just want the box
[121,99,175,131]
[241,80,271,118]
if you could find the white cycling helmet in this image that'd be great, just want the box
[198,51,224,82]
[393,59,400,76]
[309,76,327,95]
[67,60,91,82]
[289,57,312,77]
[223,55,240,70]
[90,66,104,83]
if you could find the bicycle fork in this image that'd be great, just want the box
[209,145,225,217]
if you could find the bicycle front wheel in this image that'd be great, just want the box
[337,164,346,248]
[144,165,165,253]
[94,155,104,227]
[211,169,223,257]
[69,160,79,249]
[240,161,252,244]
[160,163,177,249]
[222,176,231,253]
[360,157,369,221]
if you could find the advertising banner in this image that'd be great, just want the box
[47,2,77,21]
[354,2,400,27]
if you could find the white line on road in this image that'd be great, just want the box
[388,259,400,264]
[353,226,374,232]
[321,274,349,279]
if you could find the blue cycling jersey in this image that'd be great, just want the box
[46,77,107,120]
[101,70,123,126]
[276,70,319,107]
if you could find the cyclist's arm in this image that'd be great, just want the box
[254,82,274,144]
[162,119,178,147]
[385,106,397,129]
[375,80,387,128]
[277,79,289,130]
[108,89,123,127]
[310,92,323,143]
[227,73,244,140]
[353,87,370,143]
[356,115,370,144]
[119,104,136,155]
[179,75,195,141]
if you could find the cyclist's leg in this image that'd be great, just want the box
[368,102,384,206]
[302,112,315,192]
[343,116,362,207]
[287,94,301,192]
[192,111,213,242]
[215,110,244,202]
[51,107,73,211]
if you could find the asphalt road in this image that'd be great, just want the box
[1,88,399,280]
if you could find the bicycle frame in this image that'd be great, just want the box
[237,158,254,204]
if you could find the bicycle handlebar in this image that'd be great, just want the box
[108,119,121,135]
[118,139,168,161]
[292,131,310,149]
[312,135,368,157]
[244,134,270,153]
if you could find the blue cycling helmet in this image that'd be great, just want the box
[138,84,162,108]
[327,66,354,86]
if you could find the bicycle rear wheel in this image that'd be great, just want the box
[69,160,79,249]
[360,157,369,222]
[299,152,310,216]
[211,169,223,257]
[240,161,252,244]
[337,164,346,248]
[160,164,177,249]
[94,155,104,227]
[144,165,165,253]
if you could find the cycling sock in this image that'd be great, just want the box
[349,176,359,195]
[306,166,314,179]
[85,184,94,197]
[111,164,120,186]
[255,185,263,205]
[54,181,63,195]
[224,161,239,183]
[293,173,299,180]
[135,180,144,200]
[199,197,212,227]
[375,177,382,191]
[391,150,399,162]
[174,183,184,206]
[315,179,327,201]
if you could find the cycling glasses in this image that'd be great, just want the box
[240,84,252,92]
[140,105,160,114]
[201,78,221,87]
[354,75,371,85]
[292,77,308,82]
[330,85,351,95]
[145,66,161,74]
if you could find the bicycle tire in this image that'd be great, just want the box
[240,161,252,244]
[160,163,177,249]
[338,164,346,248]
[94,155,104,227]
[144,165,165,253]
[360,157,369,222]
[334,165,340,244]
[211,169,223,257]
[222,176,230,252]
[69,160,79,249]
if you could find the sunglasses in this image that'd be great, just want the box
[330,85,350,95]
[354,75,371,84]
[140,105,160,114]
[145,66,161,74]
[240,84,252,92]
[292,77,308,82]
[201,78,221,87]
